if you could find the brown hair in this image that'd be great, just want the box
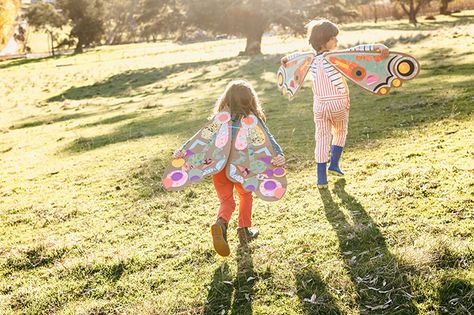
[213,79,266,121]
[307,19,339,52]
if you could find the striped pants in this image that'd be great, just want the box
[313,95,349,163]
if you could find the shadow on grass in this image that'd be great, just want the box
[295,268,342,314]
[0,55,62,70]
[47,57,234,102]
[438,277,474,314]
[77,112,141,129]
[204,246,256,314]
[9,112,98,130]
[231,245,256,314]
[63,107,204,153]
[344,33,430,50]
[204,263,233,314]
[2,245,67,272]
[340,13,474,32]
[318,179,419,314]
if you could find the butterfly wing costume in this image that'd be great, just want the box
[162,112,286,201]
[277,50,420,98]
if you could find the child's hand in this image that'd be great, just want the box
[172,149,185,159]
[374,44,389,58]
[280,56,288,66]
[272,154,285,167]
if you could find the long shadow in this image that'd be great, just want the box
[9,112,98,130]
[0,55,64,70]
[340,14,474,31]
[62,107,204,153]
[203,246,256,314]
[77,112,140,129]
[438,277,474,314]
[231,245,255,314]
[295,268,342,314]
[204,263,234,314]
[47,57,234,102]
[319,179,419,314]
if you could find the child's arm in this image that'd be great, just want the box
[281,51,304,66]
[348,43,389,58]
[258,118,285,166]
[172,129,202,158]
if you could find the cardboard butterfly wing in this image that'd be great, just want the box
[226,115,287,202]
[277,52,314,100]
[324,51,420,96]
[162,111,232,191]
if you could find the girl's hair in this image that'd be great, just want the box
[213,79,266,121]
[306,19,339,52]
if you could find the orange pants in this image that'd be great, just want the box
[213,169,253,228]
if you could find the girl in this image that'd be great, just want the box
[281,19,388,188]
[171,80,285,257]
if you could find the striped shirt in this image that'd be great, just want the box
[286,44,375,97]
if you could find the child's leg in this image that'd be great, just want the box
[212,169,236,223]
[314,110,332,164]
[330,108,349,148]
[234,183,259,244]
[328,107,349,176]
[234,183,253,228]
[314,110,331,187]
[211,169,235,256]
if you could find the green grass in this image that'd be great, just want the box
[0,11,473,315]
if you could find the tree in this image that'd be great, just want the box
[185,0,333,55]
[353,0,385,23]
[439,0,454,15]
[104,0,141,44]
[58,0,105,53]
[137,0,184,42]
[24,1,65,56]
[392,0,432,25]
[0,0,20,51]
[323,3,359,23]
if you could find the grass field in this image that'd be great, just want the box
[0,12,473,315]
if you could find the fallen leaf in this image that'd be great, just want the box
[304,294,317,304]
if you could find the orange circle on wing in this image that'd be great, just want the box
[398,62,411,74]
[392,79,401,87]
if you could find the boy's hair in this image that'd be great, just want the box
[214,80,266,121]
[306,19,339,51]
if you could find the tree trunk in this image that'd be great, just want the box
[401,0,418,26]
[373,3,378,23]
[241,29,263,56]
[439,0,450,14]
[49,31,55,57]
[409,0,417,26]
[74,38,83,54]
